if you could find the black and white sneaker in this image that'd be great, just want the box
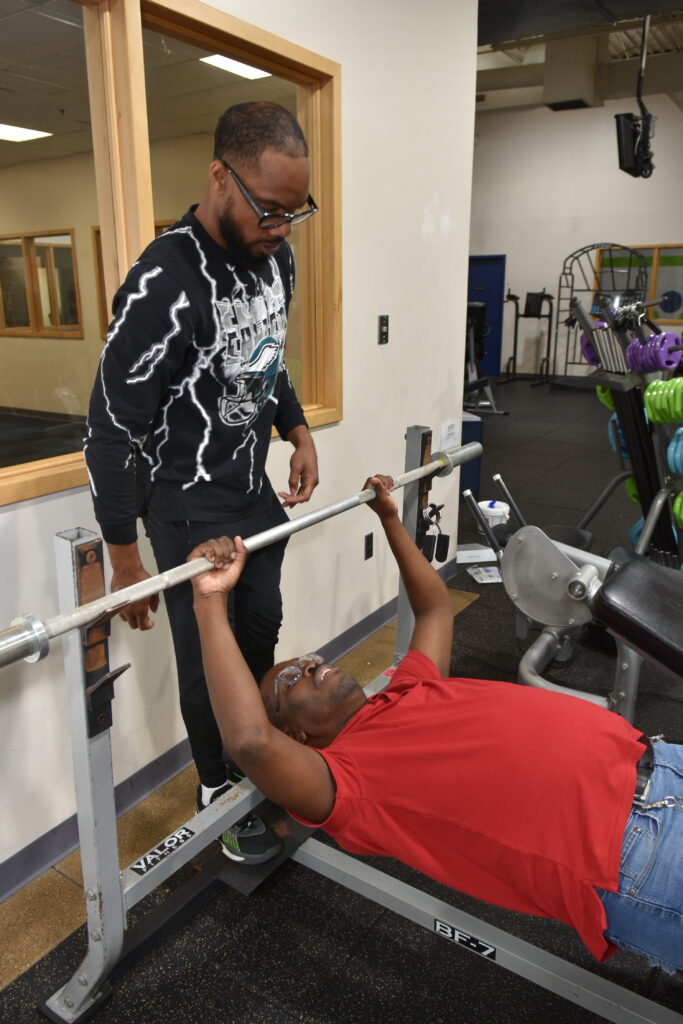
[195,782,281,865]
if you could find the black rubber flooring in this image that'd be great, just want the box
[3,842,682,1024]
[2,380,683,1023]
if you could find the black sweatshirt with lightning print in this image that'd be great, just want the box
[85,207,307,545]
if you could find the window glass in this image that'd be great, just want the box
[35,235,80,328]
[594,247,649,313]
[654,247,683,320]
[0,240,30,329]
[0,0,98,469]
[618,244,683,325]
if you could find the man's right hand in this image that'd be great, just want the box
[365,475,398,522]
[107,542,158,630]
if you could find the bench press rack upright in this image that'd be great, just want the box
[0,427,680,1024]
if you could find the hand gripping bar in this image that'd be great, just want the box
[0,442,482,670]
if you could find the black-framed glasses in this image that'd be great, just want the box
[218,158,318,229]
[273,654,323,726]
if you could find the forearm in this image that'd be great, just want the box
[280,423,318,505]
[193,594,272,755]
[285,423,314,449]
[107,541,145,575]
[84,432,140,545]
[380,512,451,617]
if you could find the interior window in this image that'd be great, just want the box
[0,0,340,504]
[0,0,97,471]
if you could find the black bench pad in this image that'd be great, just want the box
[593,557,683,680]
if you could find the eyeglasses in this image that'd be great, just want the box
[218,158,319,229]
[272,653,323,726]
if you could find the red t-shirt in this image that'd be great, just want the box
[292,649,645,961]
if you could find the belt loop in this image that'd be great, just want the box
[633,735,656,804]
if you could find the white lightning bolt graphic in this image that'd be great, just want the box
[231,428,259,494]
[149,227,224,487]
[87,228,290,502]
[127,292,191,383]
[84,265,164,469]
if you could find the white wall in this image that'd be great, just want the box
[0,0,477,866]
[470,94,683,372]
[0,490,183,862]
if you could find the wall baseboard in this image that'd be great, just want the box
[0,556,458,903]
[0,738,192,903]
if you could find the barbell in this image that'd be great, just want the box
[0,441,481,670]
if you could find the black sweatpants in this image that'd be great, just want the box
[144,489,288,787]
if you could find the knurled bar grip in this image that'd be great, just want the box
[0,442,482,670]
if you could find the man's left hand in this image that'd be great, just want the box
[188,536,247,599]
[279,425,319,507]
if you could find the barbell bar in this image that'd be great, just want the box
[0,441,482,670]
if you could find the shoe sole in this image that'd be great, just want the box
[218,838,282,865]
[196,799,281,864]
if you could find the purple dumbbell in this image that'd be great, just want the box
[580,332,600,366]
[654,332,683,370]
[626,333,683,372]
[626,339,645,372]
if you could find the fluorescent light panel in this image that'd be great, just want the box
[0,122,52,142]
[200,55,271,80]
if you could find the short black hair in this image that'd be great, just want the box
[214,101,308,169]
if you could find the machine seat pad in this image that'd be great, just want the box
[593,557,683,679]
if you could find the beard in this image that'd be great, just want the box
[217,206,274,269]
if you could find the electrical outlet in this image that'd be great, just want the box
[364,533,374,560]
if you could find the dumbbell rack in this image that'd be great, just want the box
[571,296,683,567]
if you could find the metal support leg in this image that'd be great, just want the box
[395,426,431,664]
[608,640,643,723]
[42,530,126,1022]
[634,484,676,556]
[40,535,269,1023]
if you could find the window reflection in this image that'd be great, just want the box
[0,240,30,329]
[0,1,94,469]
[34,235,80,328]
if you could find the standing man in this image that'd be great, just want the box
[85,101,319,864]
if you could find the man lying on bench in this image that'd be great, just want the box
[189,475,683,973]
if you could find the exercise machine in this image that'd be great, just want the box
[466,483,682,722]
[464,302,506,415]
[550,244,648,383]
[502,288,554,383]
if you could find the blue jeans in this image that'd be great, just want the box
[596,740,683,973]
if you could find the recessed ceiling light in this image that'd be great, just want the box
[200,55,271,80]
[0,123,52,143]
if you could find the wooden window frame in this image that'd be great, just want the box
[0,229,83,338]
[0,0,341,506]
[630,243,683,326]
[93,220,177,338]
